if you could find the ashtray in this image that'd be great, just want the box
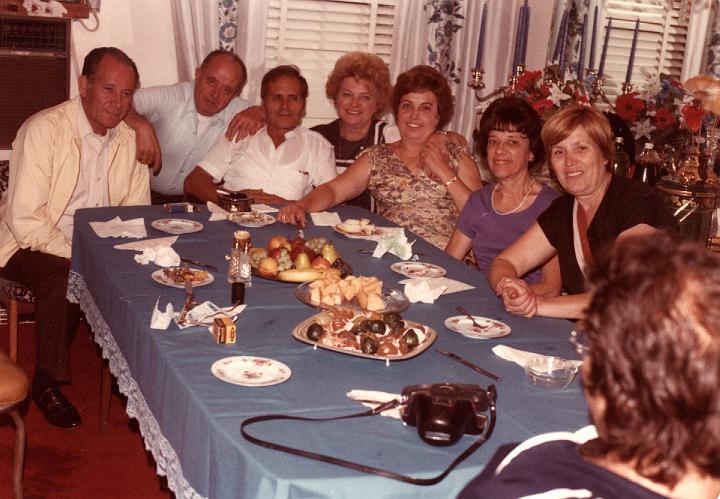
[524,356,578,389]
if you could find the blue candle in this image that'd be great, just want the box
[475,3,487,68]
[513,4,526,67]
[558,13,569,78]
[577,14,587,79]
[625,18,640,85]
[552,10,568,62]
[589,6,598,70]
[520,3,530,65]
[598,17,612,76]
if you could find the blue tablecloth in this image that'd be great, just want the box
[69,205,589,499]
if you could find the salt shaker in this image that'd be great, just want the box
[228,230,252,303]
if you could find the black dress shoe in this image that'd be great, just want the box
[32,377,82,429]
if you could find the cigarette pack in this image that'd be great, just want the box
[212,316,236,344]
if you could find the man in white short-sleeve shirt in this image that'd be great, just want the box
[184,65,336,205]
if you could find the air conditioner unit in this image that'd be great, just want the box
[0,14,70,148]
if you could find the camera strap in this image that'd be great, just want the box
[240,398,497,486]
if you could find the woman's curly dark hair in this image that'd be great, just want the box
[476,97,544,171]
[392,65,453,130]
[578,232,720,487]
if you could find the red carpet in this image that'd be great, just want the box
[0,320,173,499]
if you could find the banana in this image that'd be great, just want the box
[278,267,341,282]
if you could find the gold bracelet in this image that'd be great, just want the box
[445,175,458,187]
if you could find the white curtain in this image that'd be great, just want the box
[390,0,523,141]
[683,0,714,79]
[234,0,269,103]
[171,1,219,81]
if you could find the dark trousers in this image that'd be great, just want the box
[1,248,80,382]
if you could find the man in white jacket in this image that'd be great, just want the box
[0,47,150,428]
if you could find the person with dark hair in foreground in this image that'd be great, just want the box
[0,47,150,428]
[460,232,720,498]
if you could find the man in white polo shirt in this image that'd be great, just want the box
[184,65,336,205]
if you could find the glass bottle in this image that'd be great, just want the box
[634,142,661,186]
[228,230,252,303]
[611,137,631,178]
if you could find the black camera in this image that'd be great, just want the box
[400,383,497,446]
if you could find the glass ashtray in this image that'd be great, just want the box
[524,356,578,390]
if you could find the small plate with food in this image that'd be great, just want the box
[295,275,410,314]
[293,309,437,361]
[151,218,204,235]
[211,356,291,386]
[444,315,511,339]
[334,218,375,237]
[152,267,214,288]
[228,211,276,228]
[390,261,447,279]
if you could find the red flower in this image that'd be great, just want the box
[517,70,542,92]
[538,84,551,98]
[532,98,554,116]
[653,108,676,129]
[681,104,705,133]
[615,92,645,122]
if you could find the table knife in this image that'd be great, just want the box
[180,257,218,272]
[436,348,501,382]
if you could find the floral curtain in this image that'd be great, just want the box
[219,0,239,51]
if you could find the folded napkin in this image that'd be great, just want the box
[399,277,475,295]
[492,345,583,369]
[207,201,230,221]
[403,279,447,304]
[346,389,401,419]
[251,204,278,213]
[174,301,247,329]
[90,217,146,239]
[134,245,181,267]
[372,234,414,260]
[113,236,178,251]
[150,299,175,330]
[310,211,342,226]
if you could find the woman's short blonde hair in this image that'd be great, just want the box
[325,52,392,118]
[541,105,615,167]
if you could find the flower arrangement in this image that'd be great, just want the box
[509,69,590,121]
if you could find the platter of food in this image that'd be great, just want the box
[333,218,401,240]
[211,356,291,386]
[151,218,204,235]
[292,310,437,361]
[295,275,409,313]
[250,234,350,282]
[151,267,214,288]
[228,211,276,228]
[390,261,447,279]
[443,315,511,339]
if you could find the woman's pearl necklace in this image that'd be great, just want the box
[491,178,533,216]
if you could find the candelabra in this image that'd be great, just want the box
[622,82,634,94]
[468,67,505,103]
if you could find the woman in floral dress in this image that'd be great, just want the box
[279,65,483,249]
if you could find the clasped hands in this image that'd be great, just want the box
[495,277,538,318]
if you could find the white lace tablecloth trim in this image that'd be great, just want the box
[68,271,206,499]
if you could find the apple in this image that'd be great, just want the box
[311,256,331,269]
[268,247,284,260]
[293,252,311,270]
[257,257,279,277]
[268,235,288,251]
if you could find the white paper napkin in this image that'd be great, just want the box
[251,204,278,213]
[403,279,447,304]
[113,236,178,251]
[207,201,230,221]
[346,389,401,419]
[90,217,146,239]
[492,345,583,369]
[310,211,342,226]
[150,299,175,330]
[175,301,247,329]
[399,277,475,295]
[134,245,181,267]
[372,234,414,260]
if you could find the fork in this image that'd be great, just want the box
[455,305,482,328]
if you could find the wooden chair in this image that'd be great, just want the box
[0,350,29,499]
[0,160,36,362]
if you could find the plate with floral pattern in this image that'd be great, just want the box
[151,218,204,235]
[391,261,447,279]
[211,356,291,386]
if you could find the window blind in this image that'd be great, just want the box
[601,0,690,99]
[264,0,396,125]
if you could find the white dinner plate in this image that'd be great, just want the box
[151,267,215,288]
[228,212,276,228]
[391,261,447,279]
[151,218,204,235]
[211,356,291,386]
[444,315,511,339]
